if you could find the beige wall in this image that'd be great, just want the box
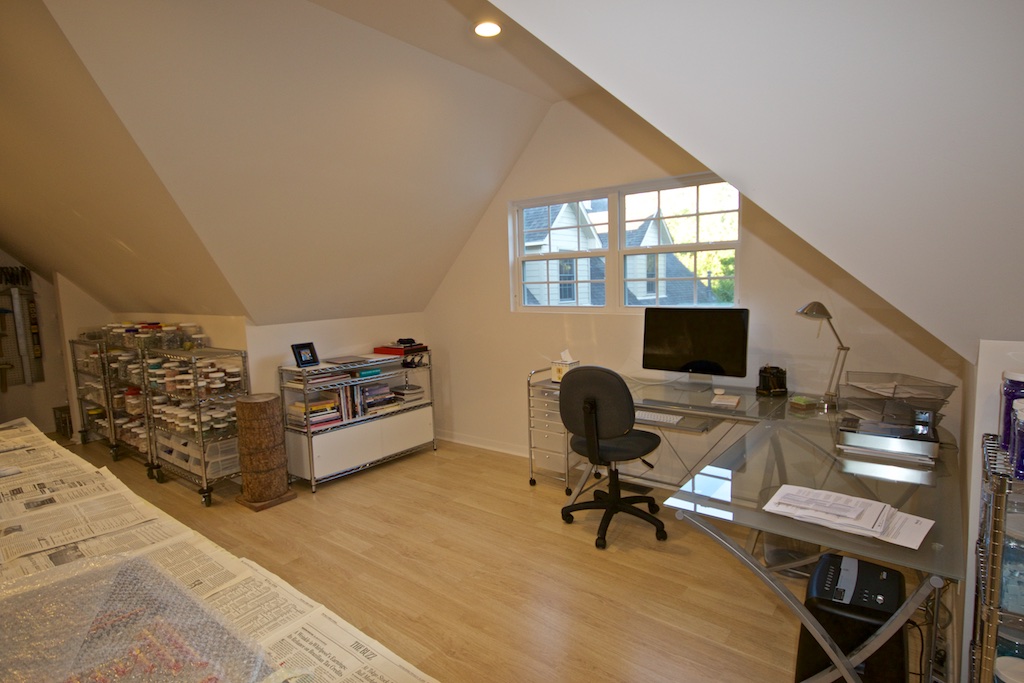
[44,95,968,459]
[425,96,966,456]
[244,314,428,396]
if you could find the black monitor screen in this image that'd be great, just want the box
[642,307,749,378]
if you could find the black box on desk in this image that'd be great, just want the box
[794,553,907,683]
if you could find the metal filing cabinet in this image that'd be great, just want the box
[527,368,580,495]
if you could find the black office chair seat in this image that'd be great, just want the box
[559,366,667,549]
[568,431,661,464]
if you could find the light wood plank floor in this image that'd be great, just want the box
[67,438,804,682]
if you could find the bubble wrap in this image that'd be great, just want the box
[0,555,277,682]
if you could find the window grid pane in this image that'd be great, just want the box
[623,181,738,249]
[514,175,739,310]
[519,198,608,256]
[623,248,735,306]
[521,257,606,307]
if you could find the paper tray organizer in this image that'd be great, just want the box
[839,372,955,426]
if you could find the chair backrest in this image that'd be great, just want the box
[558,366,635,441]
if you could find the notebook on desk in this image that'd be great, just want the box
[710,394,741,408]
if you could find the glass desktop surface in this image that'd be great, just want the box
[664,413,965,581]
[625,379,788,422]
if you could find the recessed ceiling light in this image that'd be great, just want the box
[475,21,501,37]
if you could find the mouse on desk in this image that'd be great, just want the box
[713,388,725,395]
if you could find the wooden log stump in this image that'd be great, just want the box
[235,393,296,511]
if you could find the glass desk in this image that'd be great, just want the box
[664,412,964,683]
[557,381,788,503]
[626,379,789,424]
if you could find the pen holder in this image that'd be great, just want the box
[551,360,579,383]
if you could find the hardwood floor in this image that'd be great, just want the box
[67,438,803,682]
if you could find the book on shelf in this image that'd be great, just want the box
[288,409,342,429]
[393,384,424,400]
[287,395,339,415]
[366,397,402,414]
[373,343,429,356]
[288,397,337,409]
[284,373,350,390]
[309,419,344,433]
[324,355,370,365]
[287,405,339,419]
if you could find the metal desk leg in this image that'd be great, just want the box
[681,511,947,683]
[680,511,862,682]
[802,575,943,683]
[566,462,598,505]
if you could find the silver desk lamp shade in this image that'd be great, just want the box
[796,301,849,407]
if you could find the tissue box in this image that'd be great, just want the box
[551,360,580,382]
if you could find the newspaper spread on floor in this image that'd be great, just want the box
[0,417,439,683]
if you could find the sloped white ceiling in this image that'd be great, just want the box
[492,0,1024,362]
[3,0,1020,362]
[0,0,592,325]
[0,0,248,317]
[39,0,562,325]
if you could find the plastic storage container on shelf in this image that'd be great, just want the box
[999,626,1024,658]
[1004,513,1024,615]
[1016,409,1024,479]
[1004,370,1024,450]
[997,656,1024,683]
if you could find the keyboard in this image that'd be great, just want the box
[635,410,681,425]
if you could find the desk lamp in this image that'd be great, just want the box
[797,301,849,408]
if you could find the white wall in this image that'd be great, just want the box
[55,272,114,439]
[244,314,427,395]
[425,95,967,456]
[52,272,427,437]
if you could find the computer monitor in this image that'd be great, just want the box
[642,307,749,378]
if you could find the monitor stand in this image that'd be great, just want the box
[667,374,716,393]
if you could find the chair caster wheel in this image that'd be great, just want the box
[529,478,536,486]
[595,537,607,549]
[648,502,660,514]
[562,513,574,524]
[565,487,572,496]
[656,529,667,541]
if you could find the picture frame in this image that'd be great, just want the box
[291,342,319,368]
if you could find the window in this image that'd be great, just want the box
[558,259,576,302]
[516,199,608,307]
[511,174,739,310]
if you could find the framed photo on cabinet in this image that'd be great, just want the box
[291,342,319,367]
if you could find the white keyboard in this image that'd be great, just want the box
[635,410,680,425]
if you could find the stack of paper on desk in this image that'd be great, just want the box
[763,484,934,550]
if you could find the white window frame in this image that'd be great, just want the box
[510,173,740,312]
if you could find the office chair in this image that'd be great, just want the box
[558,366,667,549]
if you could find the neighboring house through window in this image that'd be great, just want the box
[511,174,739,310]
